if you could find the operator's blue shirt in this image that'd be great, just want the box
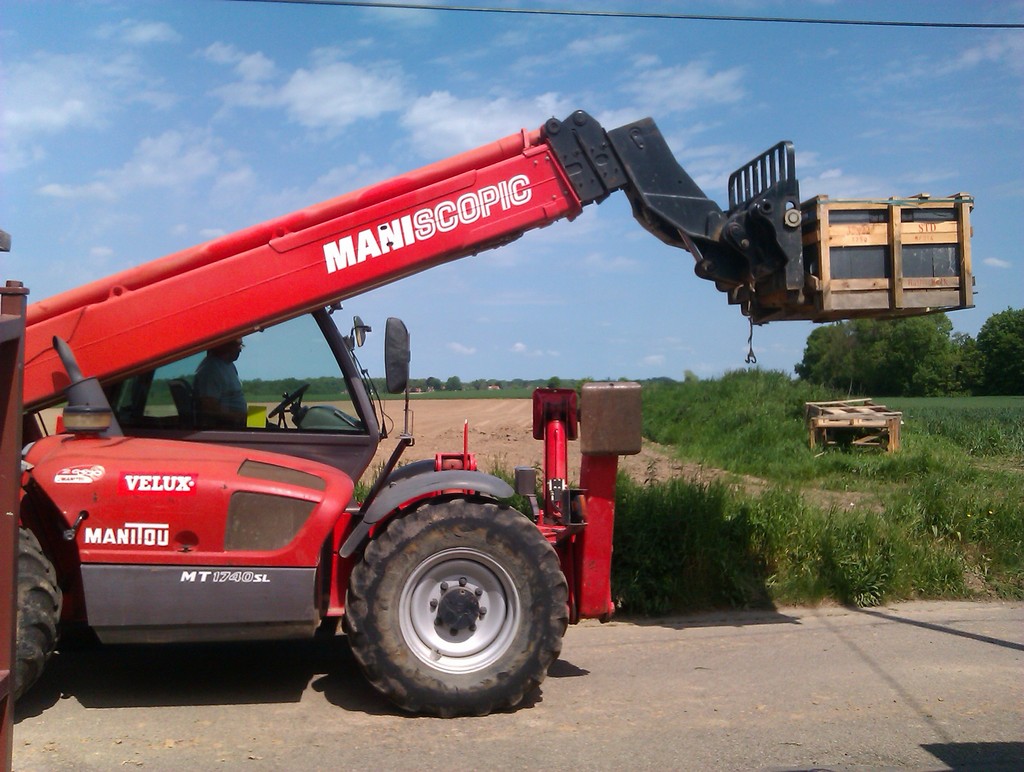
[194,355,246,415]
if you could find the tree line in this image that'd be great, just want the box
[242,374,591,400]
[242,308,1021,401]
[795,307,1023,397]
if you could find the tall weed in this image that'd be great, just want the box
[611,476,980,613]
[612,475,772,614]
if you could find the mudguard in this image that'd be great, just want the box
[338,469,514,558]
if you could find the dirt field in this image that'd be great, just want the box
[39,396,691,483]
[376,398,869,512]
[40,396,865,508]
[372,397,693,484]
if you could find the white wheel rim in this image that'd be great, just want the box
[399,547,520,674]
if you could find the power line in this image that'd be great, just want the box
[226,0,1024,30]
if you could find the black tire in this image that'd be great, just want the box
[344,497,568,717]
[15,528,62,701]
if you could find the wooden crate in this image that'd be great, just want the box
[744,193,974,323]
[805,399,903,453]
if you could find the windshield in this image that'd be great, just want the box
[110,314,368,434]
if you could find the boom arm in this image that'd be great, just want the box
[23,110,803,409]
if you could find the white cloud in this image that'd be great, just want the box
[203,45,406,132]
[567,33,632,57]
[582,252,638,273]
[622,60,745,115]
[38,181,116,201]
[983,257,1012,269]
[797,168,887,200]
[282,61,406,131]
[510,342,554,358]
[204,43,285,110]
[38,128,223,201]
[2,54,106,170]
[958,31,1024,76]
[111,130,221,190]
[98,19,181,46]
[240,155,398,224]
[210,165,259,202]
[3,56,99,134]
[202,42,276,82]
[202,41,241,65]
[630,53,660,69]
[448,342,476,355]
[2,47,176,172]
[401,91,570,159]
[642,354,666,367]
[236,51,277,83]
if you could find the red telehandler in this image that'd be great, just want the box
[10,110,969,716]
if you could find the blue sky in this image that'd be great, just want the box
[2,1,1022,382]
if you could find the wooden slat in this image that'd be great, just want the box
[828,292,892,310]
[826,232,890,247]
[956,198,973,308]
[902,229,962,245]
[889,203,904,309]
[901,289,962,306]
[829,279,890,291]
[814,198,832,311]
[901,277,962,289]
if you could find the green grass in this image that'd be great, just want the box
[612,372,1024,614]
[610,475,985,614]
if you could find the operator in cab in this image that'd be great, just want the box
[194,338,247,428]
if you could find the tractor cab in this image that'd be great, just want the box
[98,308,405,483]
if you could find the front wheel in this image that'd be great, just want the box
[15,528,62,701]
[344,498,568,717]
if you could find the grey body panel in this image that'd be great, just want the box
[81,564,318,644]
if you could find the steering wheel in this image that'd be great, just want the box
[268,383,310,423]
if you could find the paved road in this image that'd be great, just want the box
[12,601,1023,770]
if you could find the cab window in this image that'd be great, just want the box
[110,315,367,434]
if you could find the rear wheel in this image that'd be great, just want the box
[15,528,62,700]
[344,498,568,716]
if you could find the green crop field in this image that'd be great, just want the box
[609,373,1024,615]
[881,396,1024,458]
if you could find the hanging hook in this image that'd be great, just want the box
[745,317,757,364]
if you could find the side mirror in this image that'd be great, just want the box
[384,317,410,394]
[351,316,371,348]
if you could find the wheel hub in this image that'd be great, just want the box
[435,581,484,634]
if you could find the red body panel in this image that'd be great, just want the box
[24,434,355,568]
[575,455,619,620]
[23,130,581,409]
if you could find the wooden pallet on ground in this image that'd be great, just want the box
[805,399,903,452]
